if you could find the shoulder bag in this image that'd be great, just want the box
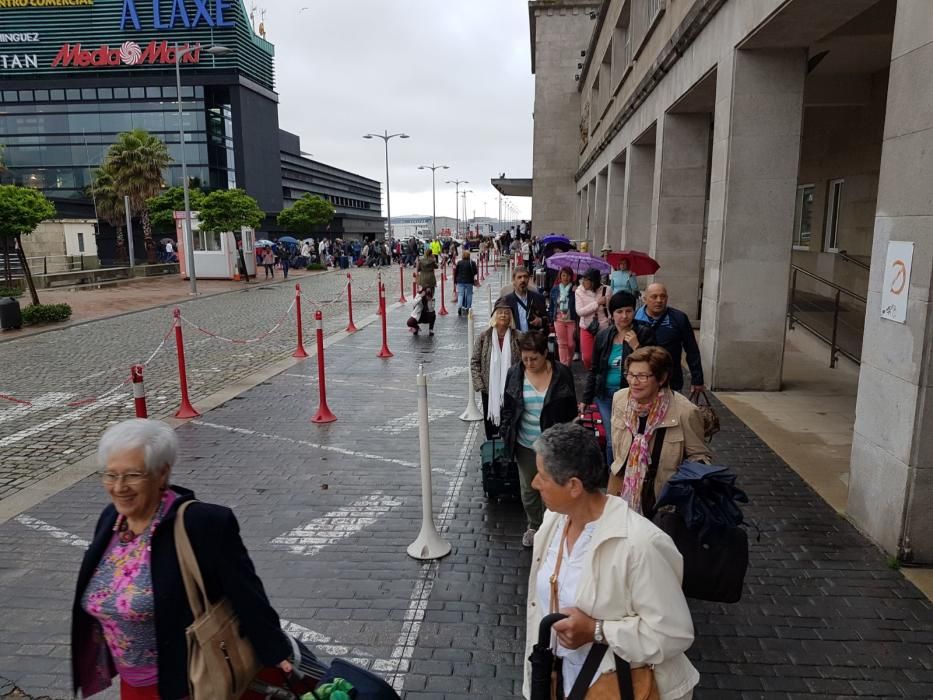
[174,501,261,700]
[586,288,606,335]
[688,390,720,442]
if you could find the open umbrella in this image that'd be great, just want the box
[541,234,571,246]
[607,249,659,276]
[545,251,611,275]
[255,239,274,248]
[277,236,299,245]
[528,612,567,700]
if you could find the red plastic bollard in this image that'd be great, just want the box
[131,364,148,418]
[377,282,394,358]
[439,271,449,316]
[172,308,200,419]
[293,283,309,358]
[311,310,337,423]
[398,264,407,303]
[345,273,358,332]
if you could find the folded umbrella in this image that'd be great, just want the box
[545,252,611,275]
[655,462,748,541]
[528,612,567,700]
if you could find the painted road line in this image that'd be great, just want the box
[271,492,403,557]
[372,409,454,435]
[384,420,480,693]
[0,392,75,426]
[280,620,390,671]
[427,365,467,380]
[282,374,462,400]
[0,393,126,448]
[192,420,419,469]
[14,514,90,549]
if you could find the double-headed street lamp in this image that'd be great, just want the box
[417,163,448,238]
[461,190,473,235]
[175,42,230,295]
[445,179,468,238]
[363,130,409,241]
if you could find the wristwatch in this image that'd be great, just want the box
[594,620,605,644]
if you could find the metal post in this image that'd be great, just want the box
[124,195,135,270]
[788,268,798,330]
[431,168,437,239]
[830,288,841,369]
[43,256,47,276]
[384,133,392,242]
[176,43,197,295]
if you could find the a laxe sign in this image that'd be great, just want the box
[120,0,235,31]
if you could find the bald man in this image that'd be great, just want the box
[635,283,705,392]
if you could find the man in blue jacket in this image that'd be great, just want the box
[635,283,705,392]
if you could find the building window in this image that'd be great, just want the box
[194,230,223,252]
[77,231,85,253]
[792,184,814,250]
[824,178,844,253]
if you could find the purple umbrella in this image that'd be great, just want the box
[545,251,612,275]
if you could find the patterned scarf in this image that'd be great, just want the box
[620,389,671,514]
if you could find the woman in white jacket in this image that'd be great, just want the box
[524,422,699,700]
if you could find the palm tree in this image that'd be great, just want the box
[107,129,171,259]
[89,164,127,262]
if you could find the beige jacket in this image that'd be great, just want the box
[523,497,700,699]
[470,327,521,395]
[608,388,711,499]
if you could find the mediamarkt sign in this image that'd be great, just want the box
[51,40,200,67]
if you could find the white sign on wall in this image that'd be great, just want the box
[880,240,914,324]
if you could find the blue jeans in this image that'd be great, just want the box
[594,395,614,466]
[457,282,473,309]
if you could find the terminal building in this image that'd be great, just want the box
[529,0,933,563]
[0,0,382,258]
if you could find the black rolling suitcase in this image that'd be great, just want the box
[481,437,521,501]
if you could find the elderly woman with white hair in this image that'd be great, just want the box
[524,422,699,700]
[471,299,522,440]
[71,419,292,699]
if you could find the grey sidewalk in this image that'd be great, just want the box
[1,270,932,698]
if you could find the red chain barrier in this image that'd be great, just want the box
[131,364,148,418]
[0,394,32,406]
[293,283,309,359]
[173,308,200,419]
[311,310,337,423]
[377,281,393,359]
[345,273,358,333]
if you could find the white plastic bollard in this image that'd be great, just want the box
[407,364,452,560]
[459,310,484,422]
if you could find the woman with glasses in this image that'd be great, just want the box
[72,419,292,699]
[608,346,711,518]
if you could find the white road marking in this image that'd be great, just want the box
[280,620,392,671]
[0,392,75,426]
[192,420,418,469]
[384,421,480,693]
[14,514,90,549]
[271,493,403,557]
[0,393,125,448]
[372,409,454,435]
[427,365,467,380]
[282,374,461,400]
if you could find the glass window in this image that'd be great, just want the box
[34,90,49,102]
[163,86,177,99]
[824,179,844,253]
[81,89,96,101]
[97,88,113,100]
[130,87,145,99]
[3,91,17,102]
[194,86,204,98]
[132,111,165,131]
[66,89,80,101]
[114,87,129,99]
[99,112,133,133]
[77,231,85,253]
[50,89,65,101]
[180,85,194,98]
[18,90,34,102]
[146,87,161,99]
[792,185,814,249]
[194,230,223,252]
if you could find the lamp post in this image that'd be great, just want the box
[364,130,410,243]
[175,42,230,295]
[461,190,473,236]
[446,179,468,238]
[418,163,448,239]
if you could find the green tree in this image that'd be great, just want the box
[198,188,265,234]
[0,185,56,305]
[89,163,128,262]
[106,129,171,255]
[277,194,335,236]
[147,186,207,235]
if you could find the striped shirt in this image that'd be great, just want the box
[518,376,547,448]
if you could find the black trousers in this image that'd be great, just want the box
[480,391,499,441]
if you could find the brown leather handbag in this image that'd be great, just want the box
[174,501,261,700]
[689,389,720,442]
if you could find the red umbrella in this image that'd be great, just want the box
[607,250,659,276]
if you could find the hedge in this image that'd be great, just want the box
[22,303,73,325]
[0,287,23,298]
[305,263,327,271]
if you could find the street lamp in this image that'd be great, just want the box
[175,42,230,295]
[445,179,468,238]
[417,163,448,238]
[461,190,473,236]
[364,130,410,241]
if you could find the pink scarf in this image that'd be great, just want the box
[620,390,670,513]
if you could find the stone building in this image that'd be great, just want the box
[528,0,933,562]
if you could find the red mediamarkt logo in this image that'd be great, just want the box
[51,41,201,68]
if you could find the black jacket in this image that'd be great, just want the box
[500,360,578,456]
[72,486,290,699]
[454,259,478,284]
[638,306,704,390]
[500,289,548,333]
[582,322,651,404]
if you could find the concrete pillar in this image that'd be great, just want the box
[699,48,806,390]
[621,142,655,251]
[605,158,626,249]
[585,179,596,250]
[650,113,711,319]
[594,169,609,251]
[848,0,933,562]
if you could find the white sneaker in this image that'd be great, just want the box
[522,528,537,548]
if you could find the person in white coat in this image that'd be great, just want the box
[523,422,699,700]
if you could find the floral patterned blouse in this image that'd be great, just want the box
[81,490,177,688]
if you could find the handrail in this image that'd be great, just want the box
[837,249,870,271]
[787,265,865,368]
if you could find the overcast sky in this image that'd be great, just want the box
[262,0,534,222]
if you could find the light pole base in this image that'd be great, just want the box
[407,525,451,560]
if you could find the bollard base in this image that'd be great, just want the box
[311,404,337,423]
[175,401,200,419]
[407,526,452,560]
[377,347,394,358]
[459,401,484,422]
[293,346,309,359]
[345,321,358,333]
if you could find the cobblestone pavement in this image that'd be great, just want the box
[0,267,391,502]
[2,265,932,698]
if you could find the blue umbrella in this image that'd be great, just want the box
[277,236,299,245]
[541,234,571,246]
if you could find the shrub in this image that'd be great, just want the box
[305,263,327,271]
[22,303,73,325]
[0,287,23,298]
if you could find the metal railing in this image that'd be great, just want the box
[788,265,866,367]
[837,249,870,271]
[0,255,91,277]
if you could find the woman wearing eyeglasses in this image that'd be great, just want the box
[71,419,292,699]
[608,346,711,518]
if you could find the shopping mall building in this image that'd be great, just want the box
[0,0,383,258]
